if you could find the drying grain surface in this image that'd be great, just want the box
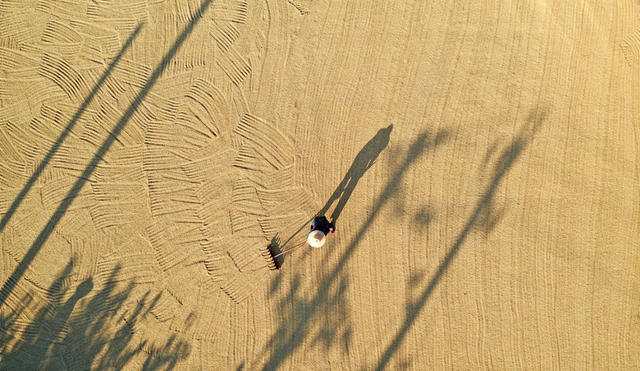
[0,0,639,369]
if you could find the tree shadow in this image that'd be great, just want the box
[261,128,449,370]
[0,260,191,370]
[0,0,214,309]
[319,125,394,225]
[374,109,548,370]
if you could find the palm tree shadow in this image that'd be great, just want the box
[0,260,191,370]
[374,108,548,370]
[319,125,393,225]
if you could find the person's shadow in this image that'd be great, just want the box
[318,125,393,226]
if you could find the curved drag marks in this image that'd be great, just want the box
[183,148,235,183]
[229,208,264,236]
[0,15,40,44]
[81,101,144,147]
[39,53,90,102]
[0,48,40,72]
[146,222,205,273]
[257,212,306,242]
[234,113,294,170]
[56,209,95,240]
[40,176,95,211]
[69,20,121,57]
[232,178,266,216]
[68,237,101,281]
[201,237,228,281]
[233,145,276,174]
[216,46,251,86]
[2,122,41,163]
[211,22,240,52]
[111,58,152,89]
[87,0,148,24]
[212,0,248,24]
[36,0,86,21]
[226,237,264,272]
[621,29,640,67]
[52,144,103,174]
[220,271,256,304]
[185,79,230,138]
[96,252,158,285]
[41,20,82,44]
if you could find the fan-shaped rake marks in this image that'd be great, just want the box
[0,160,26,189]
[102,144,145,168]
[36,0,86,21]
[172,0,206,23]
[212,0,247,24]
[146,173,202,223]
[145,120,198,150]
[211,21,240,51]
[216,46,251,86]
[82,103,145,147]
[0,100,33,126]
[257,213,307,241]
[220,271,256,304]
[621,29,640,67]
[41,19,83,44]
[52,143,105,174]
[90,181,146,203]
[232,177,267,216]
[40,176,95,211]
[143,146,188,172]
[227,238,263,272]
[174,110,217,149]
[67,237,101,280]
[147,222,205,273]
[2,121,40,162]
[144,92,181,122]
[111,58,152,89]
[38,103,90,142]
[69,20,121,57]
[197,201,233,240]
[0,15,41,44]
[148,290,180,323]
[56,208,95,239]
[229,208,264,236]
[87,0,148,22]
[255,187,300,211]
[96,253,159,285]
[39,53,90,102]
[233,145,275,173]
[234,113,295,170]
[185,79,230,138]
[201,238,229,281]
[89,203,143,230]
[182,149,235,184]
[22,41,84,63]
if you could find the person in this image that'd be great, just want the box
[307,215,335,248]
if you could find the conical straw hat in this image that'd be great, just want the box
[307,230,326,248]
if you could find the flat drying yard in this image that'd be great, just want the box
[0,0,639,369]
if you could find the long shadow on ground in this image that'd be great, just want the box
[0,0,214,309]
[261,129,449,371]
[272,126,394,268]
[374,109,548,370]
[0,260,191,369]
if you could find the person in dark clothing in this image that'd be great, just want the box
[307,215,334,248]
[311,215,335,235]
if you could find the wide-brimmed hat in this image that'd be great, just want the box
[307,230,326,248]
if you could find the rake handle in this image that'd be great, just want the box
[272,241,306,259]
